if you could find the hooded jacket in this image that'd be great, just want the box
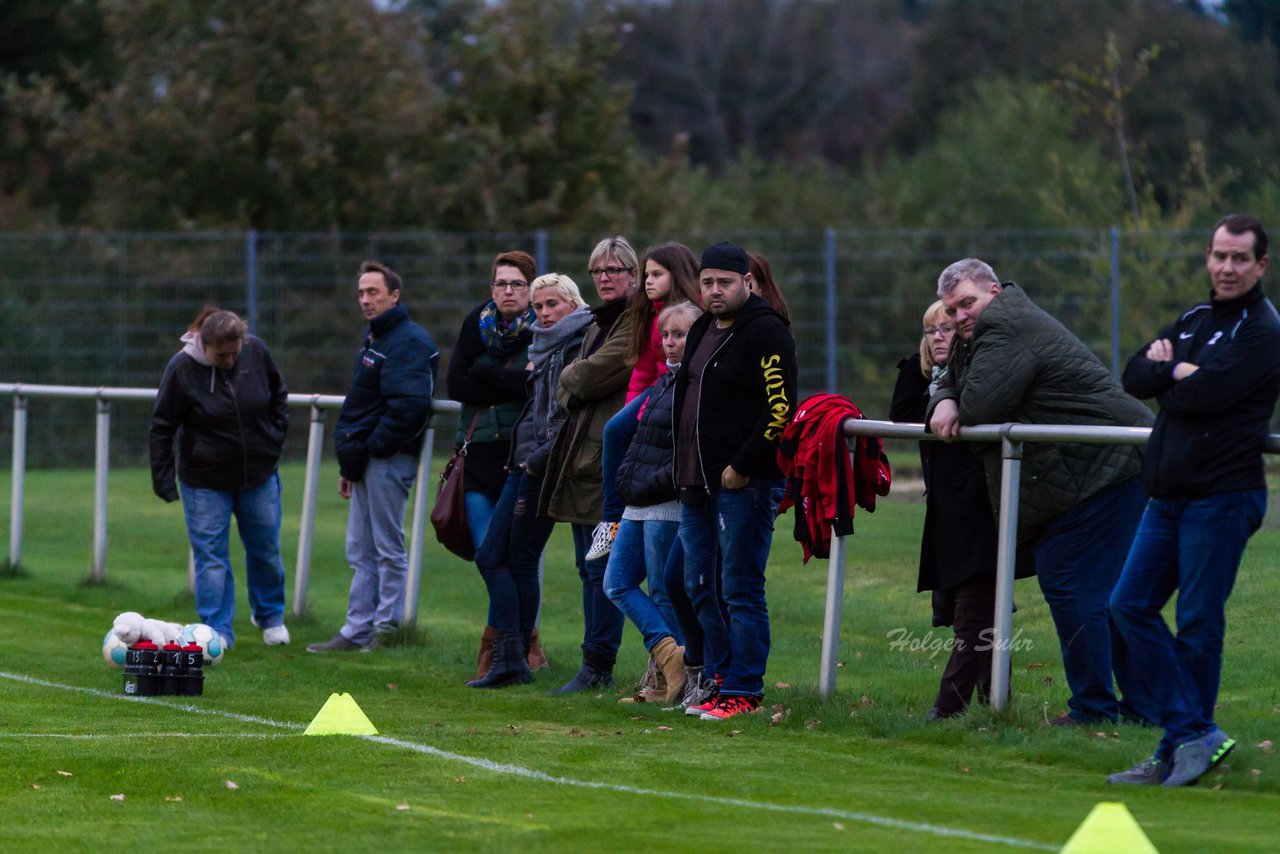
[673,293,797,494]
[149,333,288,500]
[511,307,594,476]
[926,283,1153,540]
[334,304,438,482]
[616,366,680,507]
[1123,283,1280,498]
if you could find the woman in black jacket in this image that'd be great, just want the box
[149,308,290,651]
[889,300,1001,718]
[447,250,538,676]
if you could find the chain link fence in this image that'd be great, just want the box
[1,227,1262,468]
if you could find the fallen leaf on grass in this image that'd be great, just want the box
[833,822,845,830]
[1251,769,1262,778]
[774,682,791,689]
[804,719,821,730]
[854,651,863,661]
[959,767,971,774]
[27,784,40,790]
[396,802,411,811]
[769,705,788,728]
[165,796,183,802]
[386,683,399,691]
[1213,783,1224,791]
[725,729,743,738]
[110,793,125,801]
[1026,662,1044,670]
[454,777,466,783]
[55,770,72,777]
[507,724,522,733]
[224,780,238,790]
[629,715,645,721]
[618,697,637,704]
[1258,740,1274,753]
[656,726,672,732]
[567,727,585,738]
[836,661,846,669]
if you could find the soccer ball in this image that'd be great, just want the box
[103,629,129,669]
[180,623,225,666]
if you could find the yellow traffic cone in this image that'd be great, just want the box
[1060,802,1158,853]
[303,692,379,736]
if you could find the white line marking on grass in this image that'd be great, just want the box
[1,732,295,739]
[1,671,1054,851]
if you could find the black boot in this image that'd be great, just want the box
[467,632,532,689]
[546,650,614,695]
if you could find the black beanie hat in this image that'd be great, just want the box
[698,242,749,275]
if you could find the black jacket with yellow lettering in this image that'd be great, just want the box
[673,293,797,487]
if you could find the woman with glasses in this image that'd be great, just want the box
[889,300,1006,720]
[447,250,541,678]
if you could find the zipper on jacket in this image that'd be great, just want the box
[693,329,735,496]
[226,372,249,488]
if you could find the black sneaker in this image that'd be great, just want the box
[1107,755,1170,785]
[1163,729,1236,787]
[305,633,363,653]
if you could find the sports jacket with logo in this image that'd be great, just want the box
[1123,283,1280,498]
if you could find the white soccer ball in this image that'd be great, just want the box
[103,629,129,669]
[180,623,225,666]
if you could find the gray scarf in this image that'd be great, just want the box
[528,307,594,367]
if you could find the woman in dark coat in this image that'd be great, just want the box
[448,250,538,675]
[889,300,1003,718]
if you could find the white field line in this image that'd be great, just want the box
[2,732,295,739]
[1,671,1055,851]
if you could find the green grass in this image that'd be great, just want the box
[2,461,1279,852]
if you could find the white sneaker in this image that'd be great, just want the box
[585,521,619,561]
[263,624,291,646]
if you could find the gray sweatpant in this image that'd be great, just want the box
[340,453,418,645]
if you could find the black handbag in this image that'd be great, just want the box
[431,412,482,560]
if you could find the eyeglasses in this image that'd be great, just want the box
[924,325,955,337]
[588,266,632,279]
[492,280,529,291]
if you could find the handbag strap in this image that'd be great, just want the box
[459,410,484,454]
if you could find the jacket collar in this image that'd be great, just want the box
[1210,282,1266,313]
[368,304,409,340]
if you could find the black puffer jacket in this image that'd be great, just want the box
[1123,283,1280,498]
[617,368,679,507]
[926,283,1153,540]
[149,335,288,501]
[334,305,438,482]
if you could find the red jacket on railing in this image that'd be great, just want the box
[776,393,892,562]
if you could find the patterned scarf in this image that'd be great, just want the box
[478,300,535,356]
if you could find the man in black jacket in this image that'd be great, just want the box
[1109,214,1280,787]
[308,261,438,653]
[675,242,797,721]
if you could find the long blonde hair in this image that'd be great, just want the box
[919,300,950,377]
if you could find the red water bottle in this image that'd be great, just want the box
[181,642,205,696]
[161,641,184,695]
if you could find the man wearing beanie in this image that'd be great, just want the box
[675,242,797,721]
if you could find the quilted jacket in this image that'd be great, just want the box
[926,283,1153,541]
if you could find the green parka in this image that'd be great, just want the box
[926,283,1153,541]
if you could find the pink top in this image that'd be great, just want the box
[625,302,666,402]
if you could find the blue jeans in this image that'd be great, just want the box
[341,453,417,645]
[571,523,625,668]
[664,537,706,666]
[600,391,648,524]
[1111,489,1266,755]
[603,519,681,650]
[180,473,287,647]
[474,469,554,638]
[680,480,782,698]
[1033,476,1152,723]
[465,489,497,625]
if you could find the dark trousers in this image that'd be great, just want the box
[933,573,997,715]
[571,522,625,669]
[474,470,553,639]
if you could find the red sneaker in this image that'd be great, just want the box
[699,695,762,721]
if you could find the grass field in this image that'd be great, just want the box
[2,461,1279,852]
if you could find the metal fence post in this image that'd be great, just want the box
[403,422,437,627]
[1109,226,1121,378]
[293,401,326,617]
[824,227,838,391]
[92,397,111,583]
[534,230,549,277]
[246,229,260,333]
[990,428,1023,711]
[819,532,848,697]
[9,394,27,568]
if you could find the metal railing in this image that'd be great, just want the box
[0,382,459,627]
[834,418,1280,707]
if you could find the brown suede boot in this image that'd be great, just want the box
[631,656,666,703]
[651,636,687,704]
[526,627,548,672]
[474,625,499,680]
